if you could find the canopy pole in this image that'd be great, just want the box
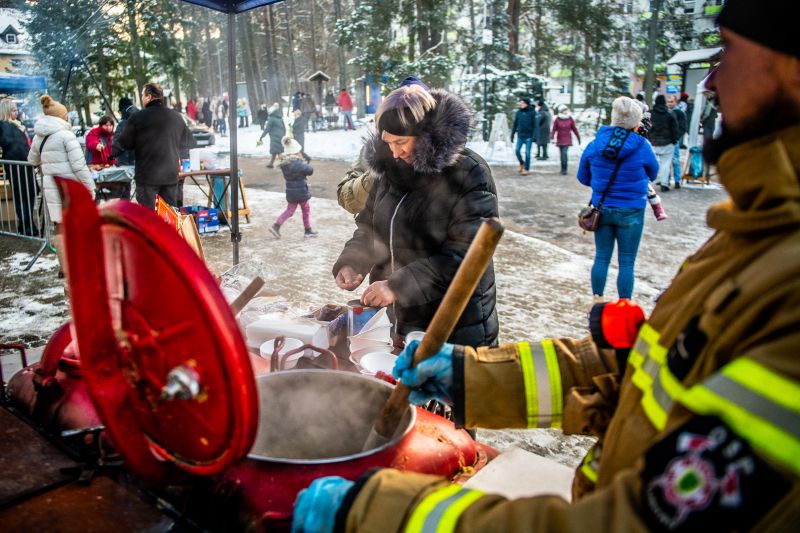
[228,10,240,265]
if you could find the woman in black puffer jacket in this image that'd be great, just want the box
[333,84,499,347]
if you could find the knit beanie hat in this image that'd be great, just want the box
[398,76,429,91]
[611,96,643,131]
[718,0,799,58]
[40,95,68,121]
[118,96,134,113]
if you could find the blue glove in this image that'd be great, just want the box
[392,339,454,406]
[292,476,354,533]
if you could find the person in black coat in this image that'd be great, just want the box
[0,98,38,236]
[510,97,537,175]
[333,84,499,347]
[117,83,194,209]
[535,100,552,160]
[649,94,680,190]
[270,137,317,239]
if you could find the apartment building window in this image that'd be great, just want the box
[684,0,696,14]
[621,1,633,14]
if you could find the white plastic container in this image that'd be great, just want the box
[350,351,397,375]
[245,318,329,351]
[189,148,202,171]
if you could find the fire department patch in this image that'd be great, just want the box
[642,416,790,531]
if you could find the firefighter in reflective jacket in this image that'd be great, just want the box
[292,2,800,531]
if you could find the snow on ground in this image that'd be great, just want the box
[210,120,594,168]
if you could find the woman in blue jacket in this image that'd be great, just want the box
[577,96,658,300]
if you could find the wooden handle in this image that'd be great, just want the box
[230,276,265,316]
[371,218,504,440]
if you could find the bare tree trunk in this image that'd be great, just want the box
[333,0,347,88]
[507,0,520,57]
[268,6,283,101]
[173,73,182,107]
[125,0,146,101]
[532,0,544,74]
[238,14,259,113]
[283,2,300,94]
[203,10,219,96]
[245,12,266,107]
[310,0,318,73]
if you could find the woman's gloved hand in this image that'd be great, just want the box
[292,476,354,533]
[392,339,454,406]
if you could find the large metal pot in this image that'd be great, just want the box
[249,370,414,462]
[219,370,485,530]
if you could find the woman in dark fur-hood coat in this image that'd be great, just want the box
[333,87,499,347]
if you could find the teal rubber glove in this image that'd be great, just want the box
[392,339,454,406]
[292,476,354,533]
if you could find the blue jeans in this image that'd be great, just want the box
[672,143,681,185]
[591,207,645,299]
[342,110,353,130]
[515,137,533,170]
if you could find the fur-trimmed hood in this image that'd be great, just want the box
[363,88,472,179]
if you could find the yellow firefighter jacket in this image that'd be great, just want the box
[340,124,800,532]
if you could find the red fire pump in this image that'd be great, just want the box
[5,179,494,530]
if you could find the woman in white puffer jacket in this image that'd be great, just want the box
[28,95,95,224]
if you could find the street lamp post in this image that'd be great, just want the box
[482,27,493,142]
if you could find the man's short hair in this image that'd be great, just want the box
[143,83,163,101]
[98,115,114,126]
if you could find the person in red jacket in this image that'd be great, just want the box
[551,105,581,175]
[85,115,116,166]
[186,98,197,121]
[337,88,354,130]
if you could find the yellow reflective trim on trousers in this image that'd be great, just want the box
[680,383,800,476]
[542,340,563,428]
[580,445,599,483]
[434,490,485,533]
[722,358,800,415]
[517,342,539,428]
[405,485,462,533]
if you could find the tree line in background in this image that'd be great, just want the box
[18,0,702,128]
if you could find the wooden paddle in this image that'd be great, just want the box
[362,217,504,450]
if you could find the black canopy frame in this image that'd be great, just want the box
[182,0,284,265]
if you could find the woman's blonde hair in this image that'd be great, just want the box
[375,84,436,133]
[0,98,17,121]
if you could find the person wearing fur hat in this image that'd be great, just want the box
[551,105,581,175]
[0,97,38,236]
[29,95,96,274]
[333,84,499,347]
[269,136,317,238]
[257,103,286,168]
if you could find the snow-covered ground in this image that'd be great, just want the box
[210,120,592,168]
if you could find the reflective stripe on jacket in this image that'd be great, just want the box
[338,124,800,533]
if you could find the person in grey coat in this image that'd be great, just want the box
[535,100,552,160]
[258,103,286,168]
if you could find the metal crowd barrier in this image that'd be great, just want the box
[0,159,52,271]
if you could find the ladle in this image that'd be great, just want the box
[362,217,504,450]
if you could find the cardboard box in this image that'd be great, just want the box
[181,205,220,234]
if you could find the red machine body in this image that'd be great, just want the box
[7,178,493,529]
